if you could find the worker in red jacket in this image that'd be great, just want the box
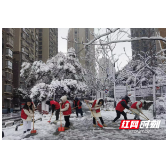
[73,98,83,117]
[59,95,72,130]
[131,99,146,120]
[113,95,133,123]
[46,99,60,123]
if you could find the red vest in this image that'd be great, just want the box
[21,109,28,120]
[91,100,100,113]
[73,100,82,109]
[50,100,60,110]
[61,101,72,115]
[131,101,142,109]
[115,99,127,112]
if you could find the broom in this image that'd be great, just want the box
[31,110,36,134]
[85,101,103,128]
[130,109,149,120]
[58,104,65,132]
[48,113,53,123]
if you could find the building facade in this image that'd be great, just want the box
[2,28,15,110]
[130,28,157,59]
[11,28,39,107]
[155,28,166,54]
[38,28,58,62]
[67,28,95,71]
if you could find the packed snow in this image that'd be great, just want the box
[2,103,166,140]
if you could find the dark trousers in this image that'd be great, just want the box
[55,109,60,120]
[113,110,127,122]
[93,117,104,125]
[76,108,83,117]
[64,116,70,127]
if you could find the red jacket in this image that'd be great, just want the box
[131,102,142,109]
[50,100,60,110]
[21,109,28,119]
[91,100,100,113]
[62,101,72,116]
[73,100,82,109]
[115,99,127,112]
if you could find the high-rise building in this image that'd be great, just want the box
[11,28,39,106]
[130,28,156,59]
[38,28,58,62]
[155,28,166,54]
[67,28,95,72]
[2,28,15,110]
[98,57,113,87]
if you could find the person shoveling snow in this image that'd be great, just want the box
[84,98,107,127]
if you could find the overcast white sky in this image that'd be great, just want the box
[58,28,132,71]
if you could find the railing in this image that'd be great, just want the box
[6,36,14,47]
[6,28,14,36]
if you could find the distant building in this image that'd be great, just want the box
[38,28,58,62]
[67,28,95,73]
[130,28,156,59]
[155,28,166,55]
[2,28,15,110]
[98,57,114,89]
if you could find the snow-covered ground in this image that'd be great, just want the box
[2,104,166,140]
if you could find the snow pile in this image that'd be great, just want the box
[2,108,166,140]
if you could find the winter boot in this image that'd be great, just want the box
[112,121,116,124]
[27,129,31,132]
[103,124,107,127]
[64,127,69,130]
[93,124,96,127]
[54,120,58,124]
[23,131,26,134]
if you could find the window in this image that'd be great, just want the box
[6,48,13,58]
[5,72,12,80]
[6,61,12,69]
[39,51,42,54]
[5,85,12,93]
[39,42,42,45]
[38,55,42,59]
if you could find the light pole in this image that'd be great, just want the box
[113,62,116,108]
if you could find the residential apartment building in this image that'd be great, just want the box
[11,28,39,106]
[2,28,15,110]
[130,28,156,60]
[98,57,114,89]
[67,28,95,73]
[155,28,166,54]
[38,28,58,62]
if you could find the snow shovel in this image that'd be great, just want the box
[31,111,36,134]
[85,102,103,128]
[131,109,149,120]
[140,111,150,120]
[58,104,65,132]
[48,113,53,123]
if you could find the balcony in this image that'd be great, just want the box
[6,54,13,59]
[32,35,35,41]
[6,36,14,48]
[21,40,28,47]
[5,72,13,81]
[6,28,14,36]
[4,85,13,94]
